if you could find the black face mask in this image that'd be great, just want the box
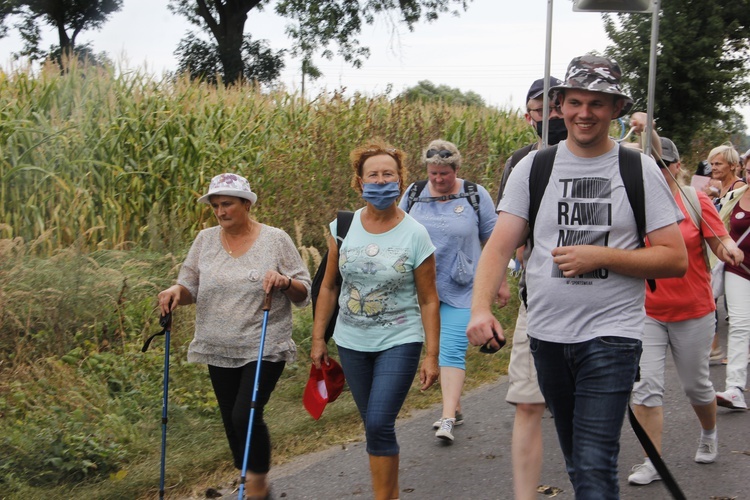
[535,118,568,145]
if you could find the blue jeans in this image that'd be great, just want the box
[530,336,642,500]
[337,342,422,456]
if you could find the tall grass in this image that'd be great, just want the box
[0,60,533,254]
[0,60,531,498]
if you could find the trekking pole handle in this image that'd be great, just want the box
[263,292,272,311]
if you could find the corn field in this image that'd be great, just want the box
[0,60,534,255]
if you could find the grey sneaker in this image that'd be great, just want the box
[716,386,748,410]
[628,460,661,485]
[435,418,455,441]
[695,433,718,463]
[432,411,464,429]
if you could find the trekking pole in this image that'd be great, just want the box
[142,306,173,500]
[238,292,273,500]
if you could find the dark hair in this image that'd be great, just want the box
[350,138,407,194]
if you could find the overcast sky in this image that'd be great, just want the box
[1,0,748,133]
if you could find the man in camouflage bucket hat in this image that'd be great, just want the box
[467,54,688,498]
[550,54,634,119]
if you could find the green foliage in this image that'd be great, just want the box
[603,0,750,150]
[398,80,486,107]
[174,32,285,85]
[0,63,529,498]
[169,0,472,85]
[0,61,529,254]
[9,0,123,62]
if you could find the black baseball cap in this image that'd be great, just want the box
[526,76,564,102]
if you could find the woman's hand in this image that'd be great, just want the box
[310,337,329,370]
[157,285,186,316]
[419,354,439,391]
[264,270,291,294]
[720,241,744,266]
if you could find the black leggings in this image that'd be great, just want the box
[208,361,285,472]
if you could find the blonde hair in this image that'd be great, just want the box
[422,139,462,170]
[707,143,741,173]
[349,139,407,194]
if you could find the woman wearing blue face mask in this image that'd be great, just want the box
[311,138,440,500]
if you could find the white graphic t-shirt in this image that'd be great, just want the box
[498,141,683,343]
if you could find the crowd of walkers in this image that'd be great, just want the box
[154,52,748,500]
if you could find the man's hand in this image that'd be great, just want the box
[466,309,504,348]
[551,245,602,277]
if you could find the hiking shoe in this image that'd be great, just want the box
[716,387,747,410]
[695,433,718,463]
[432,411,464,429]
[435,418,455,442]
[628,460,661,485]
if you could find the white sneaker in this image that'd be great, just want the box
[432,411,464,429]
[695,433,718,463]
[628,459,661,485]
[716,386,748,410]
[435,418,455,441]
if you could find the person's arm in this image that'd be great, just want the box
[310,234,339,369]
[630,111,662,159]
[551,223,688,279]
[263,270,308,302]
[413,254,440,391]
[157,284,194,315]
[707,235,744,266]
[466,212,529,350]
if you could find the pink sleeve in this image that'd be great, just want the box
[698,190,728,237]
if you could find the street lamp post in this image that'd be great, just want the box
[542,0,659,155]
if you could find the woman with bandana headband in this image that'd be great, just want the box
[397,139,498,443]
[310,139,440,500]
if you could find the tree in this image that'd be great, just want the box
[175,32,284,85]
[169,0,471,86]
[603,0,750,149]
[11,0,123,63]
[398,80,485,107]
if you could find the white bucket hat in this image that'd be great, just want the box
[197,173,258,205]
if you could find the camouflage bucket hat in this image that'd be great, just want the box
[550,54,634,119]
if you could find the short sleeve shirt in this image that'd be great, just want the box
[498,141,683,343]
[330,209,435,352]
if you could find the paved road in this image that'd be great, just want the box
[268,311,749,500]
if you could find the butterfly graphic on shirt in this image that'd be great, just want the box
[391,254,408,273]
[345,284,389,317]
[356,260,387,274]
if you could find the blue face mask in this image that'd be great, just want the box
[362,182,401,210]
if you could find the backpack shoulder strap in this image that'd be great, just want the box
[510,143,536,171]
[617,146,656,292]
[528,145,558,250]
[336,210,354,248]
[405,180,429,213]
[463,181,480,213]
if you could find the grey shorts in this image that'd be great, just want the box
[505,303,546,405]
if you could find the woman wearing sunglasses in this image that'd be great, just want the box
[398,139,498,442]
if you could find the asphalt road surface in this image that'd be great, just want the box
[267,308,749,500]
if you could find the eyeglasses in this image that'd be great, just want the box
[426,149,454,159]
[479,329,506,354]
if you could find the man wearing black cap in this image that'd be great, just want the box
[497,76,565,500]
[469,54,688,498]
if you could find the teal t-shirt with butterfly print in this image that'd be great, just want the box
[329,208,436,352]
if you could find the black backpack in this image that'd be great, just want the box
[405,180,480,213]
[311,210,354,343]
[523,144,654,307]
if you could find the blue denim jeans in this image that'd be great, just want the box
[337,342,422,456]
[530,336,642,500]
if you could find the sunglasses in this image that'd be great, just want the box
[479,329,506,354]
[426,149,454,159]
